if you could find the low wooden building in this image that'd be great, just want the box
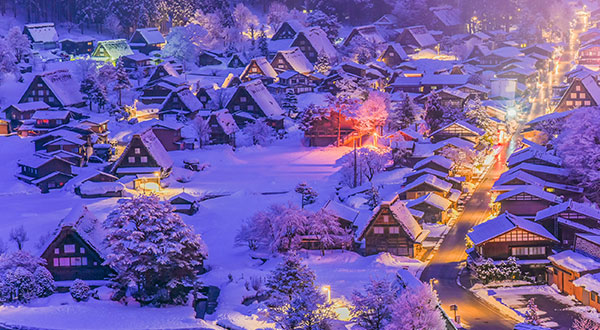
[290,26,338,64]
[429,120,485,144]
[397,174,453,200]
[207,109,239,145]
[548,237,600,298]
[40,206,115,281]
[129,28,165,54]
[19,69,85,108]
[406,193,452,224]
[110,129,174,178]
[23,23,58,50]
[239,57,278,82]
[495,186,562,219]
[3,101,50,130]
[553,76,600,112]
[271,47,313,74]
[91,39,134,62]
[169,192,199,215]
[16,156,74,192]
[60,37,95,55]
[378,43,409,68]
[271,20,305,40]
[413,155,453,174]
[225,79,284,129]
[570,235,600,312]
[535,200,600,248]
[358,197,429,257]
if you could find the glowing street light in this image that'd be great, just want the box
[321,285,331,303]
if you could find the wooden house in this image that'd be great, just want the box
[502,163,570,184]
[19,70,85,108]
[148,120,184,151]
[413,155,453,174]
[60,37,94,55]
[428,89,470,109]
[578,43,600,66]
[373,14,398,30]
[478,47,523,67]
[554,76,600,112]
[122,53,152,73]
[429,120,485,144]
[404,168,464,191]
[395,25,437,52]
[3,101,50,130]
[32,110,71,129]
[274,70,314,94]
[23,23,58,50]
[16,156,74,192]
[129,28,165,54]
[91,39,134,62]
[303,110,361,147]
[40,206,115,281]
[428,5,463,35]
[110,129,174,178]
[378,43,408,67]
[240,57,278,82]
[160,86,204,120]
[397,174,453,200]
[535,200,600,248]
[272,20,305,40]
[466,45,491,60]
[290,27,338,64]
[358,197,429,257]
[343,25,386,47]
[140,77,188,106]
[271,47,313,74]
[406,193,452,224]
[468,212,557,260]
[227,54,247,68]
[507,148,562,169]
[493,170,583,201]
[75,171,123,198]
[569,235,600,312]
[548,238,600,298]
[456,84,490,100]
[169,192,199,215]
[207,109,239,145]
[197,51,224,67]
[147,63,181,85]
[495,186,562,218]
[225,79,284,128]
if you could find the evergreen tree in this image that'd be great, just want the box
[351,278,396,330]
[257,28,269,57]
[266,255,315,299]
[113,58,132,106]
[306,9,340,42]
[80,76,97,111]
[387,93,418,131]
[282,90,298,117]
[314,51,331,74]
[103,195,207,306]
[525,298,540,326]
[424,93,444,132]
[294,182,318,208]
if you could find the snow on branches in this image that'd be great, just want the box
[339,147,391,188]
[0,250,55,303]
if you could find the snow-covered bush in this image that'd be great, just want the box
[572,316,600,330]
[0,267,37,303]
[0,251,55,303]
[524,298,540,325]
[70,279,91,302]
[472,257,522,284]
[351,278,396,330]
[103,195,207,306]
[295,182,318,208]
[33,266,55,298]
[241,119,274,146]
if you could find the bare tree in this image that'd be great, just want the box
[9,225,28,250]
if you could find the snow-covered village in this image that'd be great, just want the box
[0,0,600,329]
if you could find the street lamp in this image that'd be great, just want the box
[450,304,459,323]
[321,285,331,303]
[429,278,439,287]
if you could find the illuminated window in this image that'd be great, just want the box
[53,258,59,266]
[389,227,400,234]
[64,244,75,253]
[374,227,384,234]
[59,257,70,266]
[585,100,591,106]
[80,247,85,253]
[54,248,59,254]
[128,156,135,163]
[383,215,390,223]
[70,257,82,266]
[134,148,141,154]
[571,92,578,98]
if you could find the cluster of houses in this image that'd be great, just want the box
[463,137,600,311]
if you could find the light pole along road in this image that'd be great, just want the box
[420,24,579,330]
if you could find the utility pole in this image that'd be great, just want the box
[337,106,341,147]
[353,138,357,188]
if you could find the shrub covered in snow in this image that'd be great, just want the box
[339,147,391,188]
[472,257,522,284]
[103,195,207,306]
[0,251,55,303]
[70,279,91,302]
[388,284,445,330]
[351,278,396,330]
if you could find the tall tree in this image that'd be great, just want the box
[113,58,132,106]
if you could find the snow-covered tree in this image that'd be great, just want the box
[350,91,389,134]
[314,51,331,74]
[192,116,211,148]
[339,147,391,187]
[524,298,540,325]
[0,251,55,304]
[336,74,367,101]
[267,2,289,31]
[366,184,381,210]
[390,0,428,27]
[0,38,18,83]
[299,103,329,133]
[103,13,122,37]
[266,255,335,329]
[439,147,475,174]
[103,195,207,306]
[295,182,318,209]
[9,225,28,250]
[114,58,132,106]
[465,97,493,134]
[257,28,269,57]
[243,119,274,146]
[387,93,419,131]
[388,284,445,330]
[5,26,31,63]
[572,316,600,330]
[282,90,298,117]
[306,9,340,42]
[0,267,37,303]
[351,278,396,330]
[236,203,309,253]
[163,25,204,70]
[308,210,351,255]
[70,279,91,302]
[424,93,445,133]
[33,266,55,297]
[233,3,259,42]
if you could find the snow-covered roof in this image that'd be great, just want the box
[37,69,84,107]
[402,25,437,48]
[298,26,338,61]
[535,200,600,221]
[494,170,547,187]
[573,273,600,293]
[132,28,165,45]
[507,148,562,168]
[504,162,570,178]
[286,20,305,33]
[495,185,562,203]
[322,200,360,223]
[577,233,600,247]
[275,47,313,74]
[6,101,50,112]
[405,193,451,211]
[169,192,198,203]
[18,155,68,168]
[348,25,386,44]
[433,136,476,151]
[491,47,523,59]
[79,181,124,195]
[213,109,239,135]
[384,43,409,62]
[548,250,600,273]
[32,110,70,120]
[420,74,469,86]
[414,155,453,171]
[162,87,203,113]
[404,168,450,183]
[430,120,485,137]
[398,174,453,194]
[24,23,58,43]
[468,212,558,245]
[94,39,134,60]
[457,83,490,94]
[111,130,173,173]
[359,198,424,241]
[430,5,461,27]
[240,80,284,118]
[123,53,151,62]
[278,70,300,80]
[241,57,277,79]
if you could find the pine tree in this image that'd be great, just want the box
[114,58,132,106]
[282,90,299,118]
[80,76,97,111]
[572,316,600,330]
[314,51,331,74]
[103,195,207,306]
[351,278,396,330]
[266,255,315,299]
[295,182,318,208]
[387,93,418,131]
[366,184,381,210]
[525,298,540,326]
[424,93,444,132]
[257,28,269,57]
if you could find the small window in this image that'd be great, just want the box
[83,257,88,266]
[240,96,247,102]
[374,227,384,234]
[585,100,591,106]
[140,156,148,163]
[570,92,578,99]
[128,156,135,163]
[59,257,70,266]
[53,258,59,267]
[64,244,75,253]
[80,247,85,253]
[70,257,82,266]
[383,215,390,223]
[54,248,60,254]
[134,148,141,154]
[389,227,400,234]
[389,52,395,57]
[234,105,240,111]
[247,105,254,111]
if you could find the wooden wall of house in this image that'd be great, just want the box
[363,207,416,257]
[499,199,552,218]
[151,127,182,151]
[291,34,318,63]
[479,239,553,260]
[117,137,160,170]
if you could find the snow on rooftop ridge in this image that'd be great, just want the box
[39,69,84,106]
[322,200,360,222]
[277,47,313,74]
[468,212,557,246]
[573,273,600,294]
[241,80,284,118]
[548,250,600,273]
[495,185,562,203]
[535,199,600,221]
[134,28,165,45]
[399,174,453,195]
[299,26,338,61]
[24,22,58,43]
[405,192,451,211]
[139,129,174,170]
[213,109,239,135]
[414,155,453,171]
